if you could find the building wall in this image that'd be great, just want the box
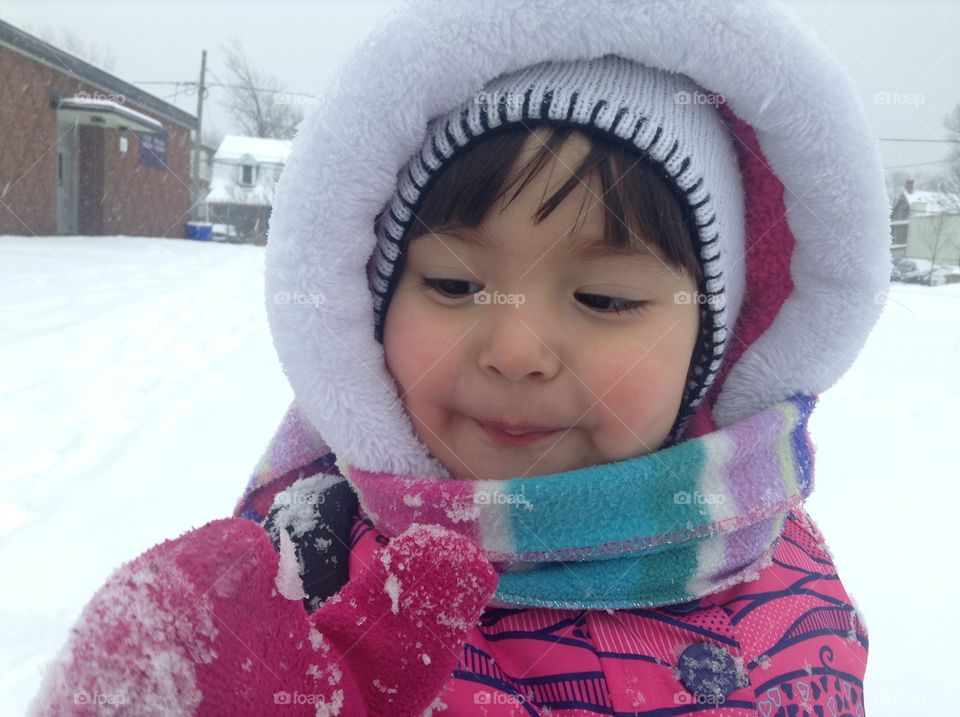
[0,44,57,234]
[906,213,960,266]
[99,122,193,237]
[890,197,909,261]
[0,44,192,237]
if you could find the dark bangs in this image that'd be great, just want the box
[403,122,702,283]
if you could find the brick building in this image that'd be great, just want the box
[0,19,198,237]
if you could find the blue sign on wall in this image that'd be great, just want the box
[138,130,167,169]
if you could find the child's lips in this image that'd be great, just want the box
[473,418,566,447]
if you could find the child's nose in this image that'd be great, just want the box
[475,299,563,382]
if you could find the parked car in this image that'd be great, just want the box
[211,223,241,243]
[891,258,956,286]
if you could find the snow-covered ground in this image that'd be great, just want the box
[0,235,956,715]
[0,235,293,715]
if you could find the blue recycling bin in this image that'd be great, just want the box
[185,221,213,241]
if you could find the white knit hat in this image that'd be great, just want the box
[367,54,746,441]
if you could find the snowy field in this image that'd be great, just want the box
[0,234,956,716]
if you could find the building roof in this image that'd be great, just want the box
[206,135,292,206]
[0,18,198,130]
[900,188,960,215]
[906,190,960,214]
[56,96,164,132]
[214,135,292,164]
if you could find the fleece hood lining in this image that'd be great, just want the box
[263,0,891,478]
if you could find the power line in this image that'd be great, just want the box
[884,159,954,170]
[131,78,318,98]
[203,66,227,88]
[127,88,960,133]
[879,137,959,144]
[134,79,960,168]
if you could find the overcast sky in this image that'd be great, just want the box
[1,0,957,181]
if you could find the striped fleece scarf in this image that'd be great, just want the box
[343,394,816,610]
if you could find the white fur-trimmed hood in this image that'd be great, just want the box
[263,0,891,478]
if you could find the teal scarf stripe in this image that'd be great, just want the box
[479,395,812,561]
[492,512,789,609]
[492,437,709,559]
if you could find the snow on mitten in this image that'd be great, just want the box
[28,518,497,716]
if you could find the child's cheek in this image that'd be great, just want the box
[383,290,454,399]
[589,353,686,456]
[384,305,418,388]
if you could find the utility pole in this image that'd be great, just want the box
[191,49,207,221]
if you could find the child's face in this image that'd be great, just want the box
[383,129,700,481]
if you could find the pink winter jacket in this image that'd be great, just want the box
[348,503,868,716]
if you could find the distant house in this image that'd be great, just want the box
[890,179,960,266]
[0,19,198,237]
[205,135,291,245]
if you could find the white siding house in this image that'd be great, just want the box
[890,181,960,268]
[205,135,291,244]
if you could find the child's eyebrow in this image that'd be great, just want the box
[570,233,658,261]
[417,224,657,261]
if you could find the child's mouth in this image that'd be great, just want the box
[473,419,565,447]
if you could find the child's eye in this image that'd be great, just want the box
[575,292,648,316]
[421,279,646,316]
[420,277,480,298]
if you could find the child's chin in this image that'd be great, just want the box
[457,455,582,482]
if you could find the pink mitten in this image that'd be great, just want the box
[29,518,497,716]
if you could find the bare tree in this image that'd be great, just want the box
[885,169,912,206]
[917,104,960,284]
[914,201,958,284]
[219,37,304,139]
[942,104,960,211]
[203,127,225,152]
[26,24,117,72]
[895,105,960,284]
